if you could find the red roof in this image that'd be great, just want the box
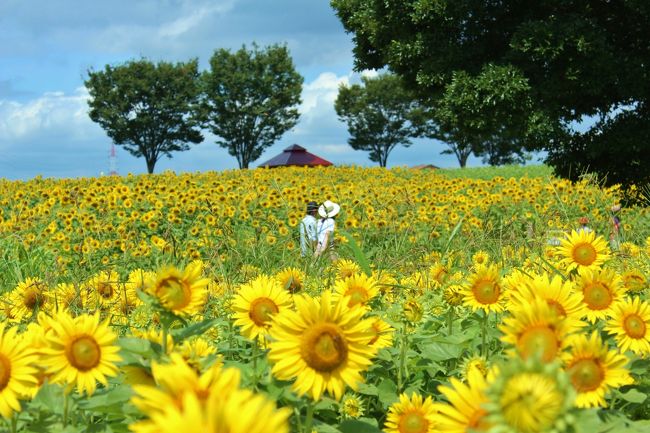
[258,144,333,168]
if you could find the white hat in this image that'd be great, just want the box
[318,200,340,218]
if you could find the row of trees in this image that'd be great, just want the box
[331,0,650,187]
[86,44,303,172]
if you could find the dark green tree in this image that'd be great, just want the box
[331,0,650,184]
[85,59,203,174]
[431,64,544,167]
[200,44,303,169]
[334,74,421,167]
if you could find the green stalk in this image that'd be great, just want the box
[481,312,489,357]
[447,308,454,336]
[62,390,69,427]
[397,324,408,392]
[304,400,315,433]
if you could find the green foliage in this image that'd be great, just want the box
[330,0,650,183]
[334,74,422,167]
[200,44,303,169]
[85,59,203,173]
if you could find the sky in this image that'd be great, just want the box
[0,0,497,180]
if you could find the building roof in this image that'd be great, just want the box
[258,144,333,168]
[411,163,440,170]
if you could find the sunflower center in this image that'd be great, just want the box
[546,300,567,318]
[582,283,612,310]
[517,326,558,362]
[500,373,562,433]
[572,243,597,266]
[346,286,369,307]
[301,323,348,372]
[24,287,44,309]
[97,282,114,299]
[0,354,11,391]
[398,411,428,433]
[284,276,301,293]
[471,279,500,305]
[66,335,101,371]
[249,297,279,326]
[623,314,647,339]
[569,358,604,392]
[157,276,191,310]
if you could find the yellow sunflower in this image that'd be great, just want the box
[575,268,625,323]
[620,269,647,293]
[267,291,377,401]
[141,387,290,433]
[471,250,490,267]
[131,353,240,432]
[86,270,120,307]
[41,311,121,395]
[485,358,574,433]
[433,368,491,433]
[562,332,633,408]
[461,264,504,313]
[556,230,610,272]
[333,273,380,308]
[146,262,209,316]
[384,392,438,433]
[366,317,394,350]
[604,297,650,356]
[336,259,361,279]
[0,324,40,418]
[232,274,293,342]
[54,282,91,312]
[9,277,50,321]
[275,267,305,293]
[508,272,585,328]
[500,298,579,362]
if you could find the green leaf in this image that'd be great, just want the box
[619,388,647,403]
[377,379,398,408]
[419,342,463,362]
[170,318,219,343]
[356,383,379,396]
[339,230,372,276]
[339,419,381,433]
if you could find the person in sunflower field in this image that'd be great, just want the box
[299,201,319,257]
[577,216,593,234]
[315,200,340,260]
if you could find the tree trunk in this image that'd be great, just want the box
[146,157,156,174]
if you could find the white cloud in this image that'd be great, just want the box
[0,87,100,142]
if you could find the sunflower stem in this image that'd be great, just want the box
[10,413,17,433]
[252,339,259,387]
[447,308,454,336]
[397,323,408,392]
[303,400,315,433]
[62,390,69,427]
[481,312,488,357]
[162,325,169,355]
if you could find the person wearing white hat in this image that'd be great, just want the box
[315,200,340,259]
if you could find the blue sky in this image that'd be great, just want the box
[0,0,499,180]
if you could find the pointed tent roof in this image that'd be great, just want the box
[258,144,333,168]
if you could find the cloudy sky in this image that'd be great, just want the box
[0,0,491,180]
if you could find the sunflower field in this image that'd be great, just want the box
[0,165,649,433]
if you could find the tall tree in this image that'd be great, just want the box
[200,44,303,169]
[334,74,421,167]
[85,59,203,174]
[331,0,650,185]
[431,64,543,167]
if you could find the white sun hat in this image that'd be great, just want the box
[318,200,340,218]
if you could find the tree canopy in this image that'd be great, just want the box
[331,0,650,184]
[85,59,203,174]
[200,44,303,169]
[335,74,422,167]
